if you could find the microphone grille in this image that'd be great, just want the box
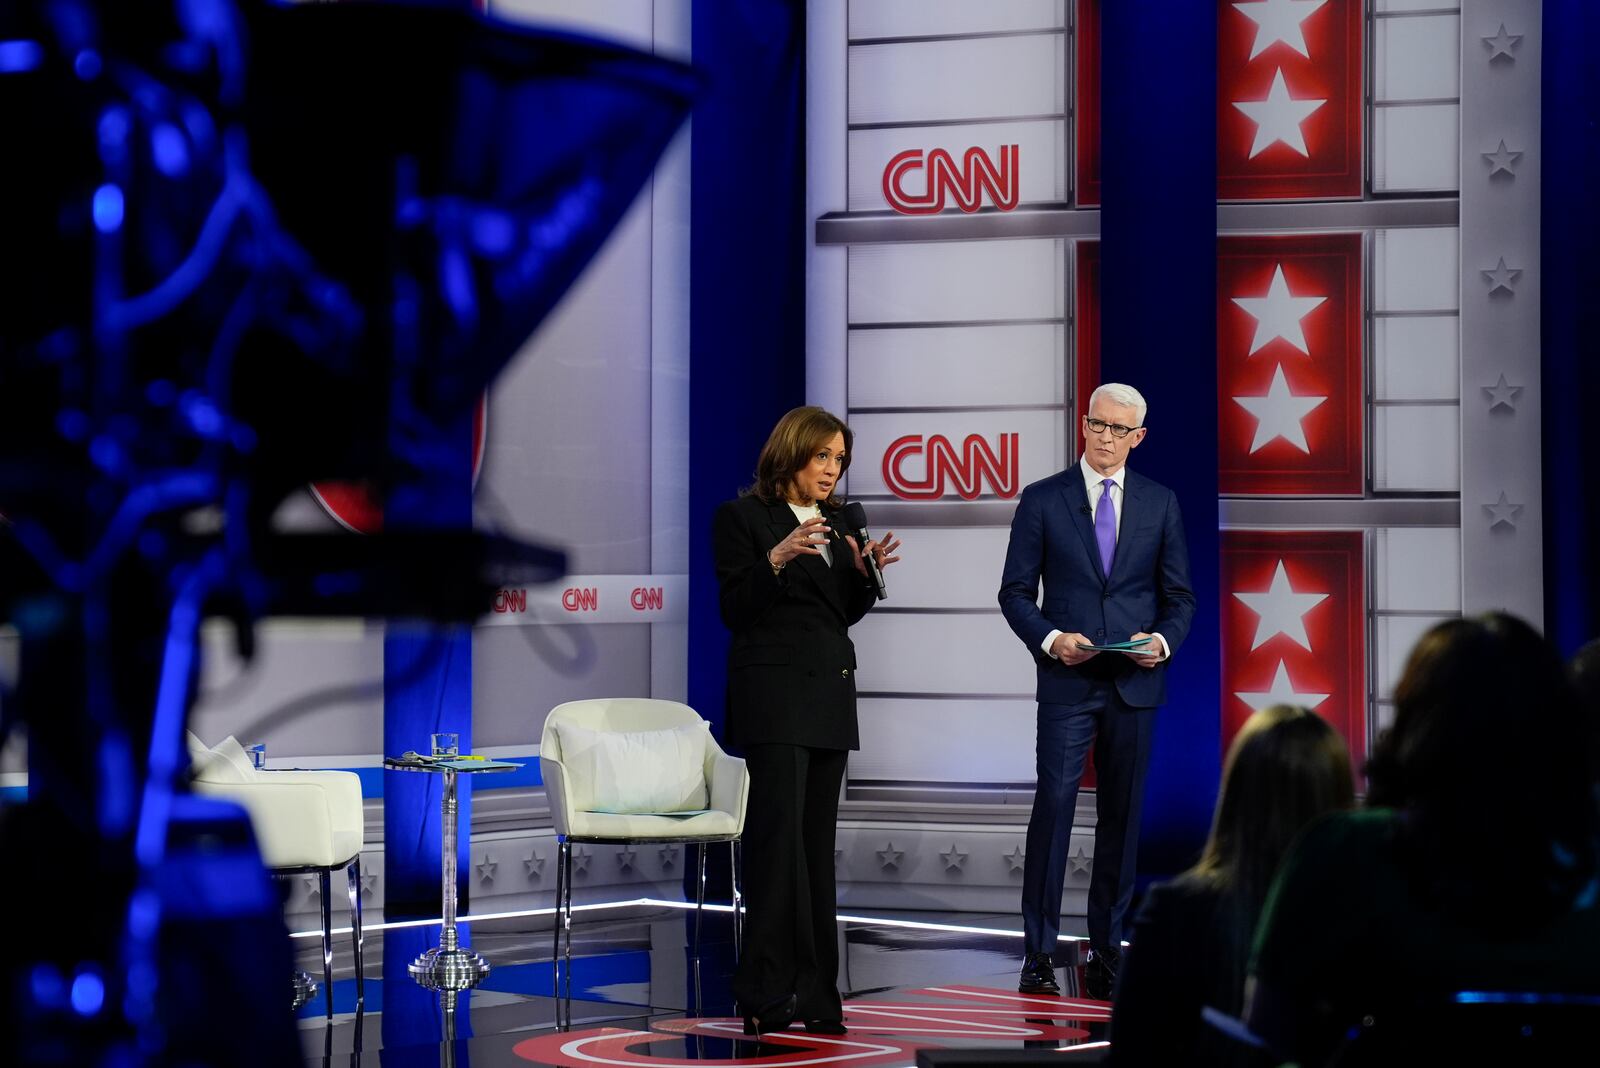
[841,501,870,530]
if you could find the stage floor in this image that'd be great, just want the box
[293,903,1110,1066]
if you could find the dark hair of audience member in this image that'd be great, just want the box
[1366,613,1600,923]
[1189,704,1354,993]
[1571,637,1600,782]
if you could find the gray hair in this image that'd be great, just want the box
[1088,382,1148,427]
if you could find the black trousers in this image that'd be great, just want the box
[732,743,848,1022]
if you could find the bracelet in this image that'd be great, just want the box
[768,550,786,575]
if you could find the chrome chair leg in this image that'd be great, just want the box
[553,839,571,1029]
[346,856,366,1007]
[320,869,335,1019]
[730,839,743,958]
[693,842,707,963]
[562,841,575,1016]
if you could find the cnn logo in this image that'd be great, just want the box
[882,145,1020,215]
[882,434,1020,501]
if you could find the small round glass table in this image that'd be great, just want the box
[383,755,521,992]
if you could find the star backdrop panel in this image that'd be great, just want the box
[1218,233,1363,495]
[1222,530,1366,769]
[1217,0,1363,200]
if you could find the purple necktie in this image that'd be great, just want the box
[1095,478,1117,576]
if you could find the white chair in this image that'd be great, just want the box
[186,732,366,1017]
[540,698,749,1018]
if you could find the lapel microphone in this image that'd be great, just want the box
[841,501,888,600]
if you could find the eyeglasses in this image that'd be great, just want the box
[1084,416,1140,439]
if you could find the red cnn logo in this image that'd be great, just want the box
[882,145,1020,215]
[561,587,599,612]
[493,589,527,613]
[629,586,664,611]
[883,434,1020,500]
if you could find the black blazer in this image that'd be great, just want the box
[712,493,879,750]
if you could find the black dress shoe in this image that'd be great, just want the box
[742,993,798,1035]
[1017,952,1061,995]
[803,1019,848,1035]
[1084,950,1119,1001]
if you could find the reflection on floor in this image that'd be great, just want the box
[294,902,1110,1066]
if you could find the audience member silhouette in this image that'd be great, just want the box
[1246,613,1600,1064]
[1109,704,1353,1065]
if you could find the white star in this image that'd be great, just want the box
[1482,24,1522,61]
[877,842,904,870]
[475,854,497,883]
[1004,846,1027,874]
[615,846,638,871]
[1069,846,1093,877]
[572,846,592,874]
[1485,492,1523,529]
[1233,560,1329,651]
[940,844,968,871]
[522,851,545,879]
[1234,68,1325,158]
[657,844,680,869]
[1235,660,1329,712]
[1234,365,1326,453]
[1482,258,1522,295]
[1232,0,1328,60]
[1482,140,1522,178]
[1483,374,1523,412]
[1232,264,1327,356]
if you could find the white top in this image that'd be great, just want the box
[787,500,832,567]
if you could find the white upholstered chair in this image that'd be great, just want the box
[540,698,749,1015]
[186,732,366,1016]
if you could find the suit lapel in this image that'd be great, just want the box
[1059,471,1108,584]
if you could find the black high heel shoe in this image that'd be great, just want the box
[803,1019,847,1035]
[741,993,798,1036]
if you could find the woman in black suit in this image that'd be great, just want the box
[713,406,900,1036]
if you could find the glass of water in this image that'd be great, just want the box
[431,732,459,759]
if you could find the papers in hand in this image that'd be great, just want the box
[1076,636,1156,653]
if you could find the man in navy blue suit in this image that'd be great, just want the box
[998,382,1195,1001]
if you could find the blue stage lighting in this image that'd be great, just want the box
[92,183,124,234]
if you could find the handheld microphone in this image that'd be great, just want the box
[841,501,888,600]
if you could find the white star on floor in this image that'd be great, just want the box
[1232,0,1328,60]
[1235,660,1329,711]
[940,844,968,871]
[476,854,497,883]
[1232,263,1327,355]
[1483,140,1523,177]
[1482,258,1522,294]
[1234,560,1329,651]
[1485,492,1523,529]
[1234,68,1325,158]
[1234,365,1326,453]
[1483,374,1523,412]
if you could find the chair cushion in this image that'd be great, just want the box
[565,808,738,839]
[553,720,709,813]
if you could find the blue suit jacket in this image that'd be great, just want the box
[998,465,1195,707]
